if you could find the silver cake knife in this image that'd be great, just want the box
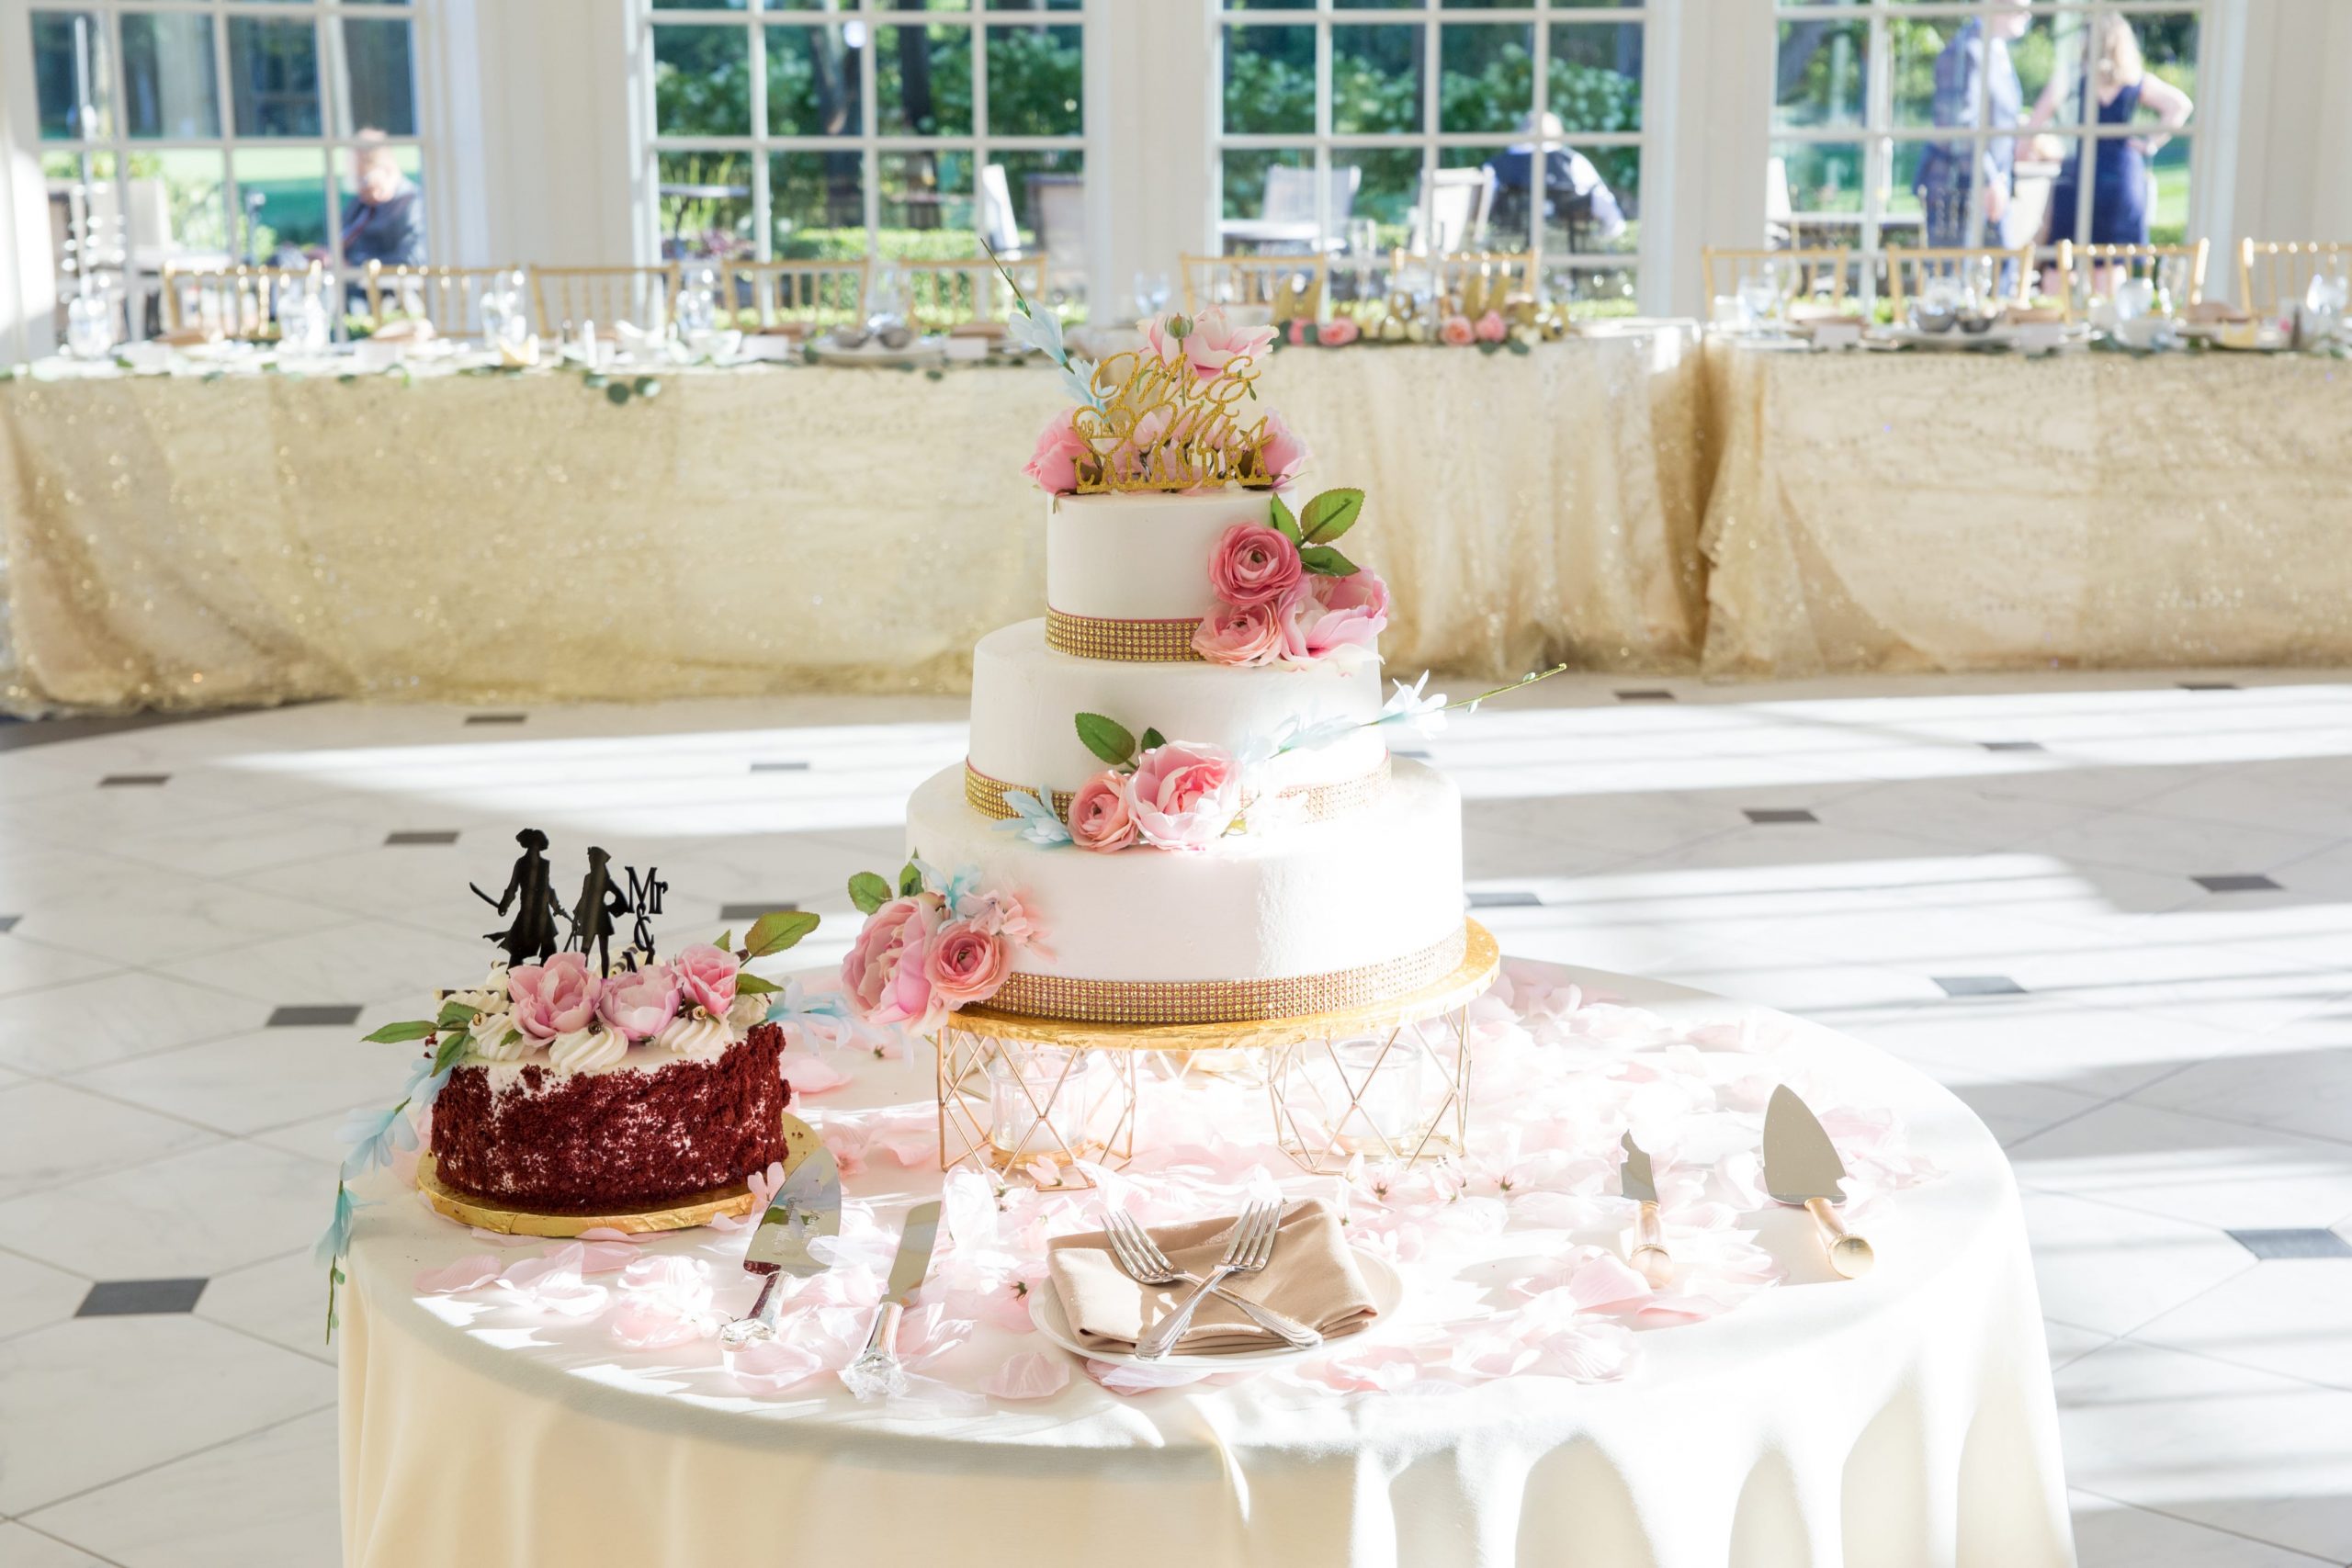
[842,1199,942,1401]
[718,1145,842,1348]
[1762,1086,1875,1279]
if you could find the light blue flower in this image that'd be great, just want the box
[1374,671,1450,739]
[992,790,1073,847]
[1006,307,1066,365]
[337,1103,416,1180]
[313,1184,370,1266]
[941,864,989,919]
[766,977,867,1052]
[401,1054,455,1115]
[1057,355,1103,410]
[1278,711,1371,756]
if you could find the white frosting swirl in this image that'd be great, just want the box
[469,1010,530,1062]
[447,964,512,1014]
[726,991,768,1032]
[656,1007,735,1061]
[547,1025,628,1073]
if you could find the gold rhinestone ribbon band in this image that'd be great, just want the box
[1045,608,1206,663]
[964,758,1390,827]
[981,928,1469,1025]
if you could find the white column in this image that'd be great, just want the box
[1089,2,1211,323]
[0,0,58,361]
[1655,0,1773,319]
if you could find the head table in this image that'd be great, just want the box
[0,331,1702,716]
[338,960,2071,1568]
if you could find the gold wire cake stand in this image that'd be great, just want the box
[416,1111,822,1237]
[935,919,1500,1181]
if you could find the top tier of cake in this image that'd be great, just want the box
[1046,490,1273,627]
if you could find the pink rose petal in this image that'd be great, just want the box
[982,1351,1071,1401]
[414,1254,501,1293]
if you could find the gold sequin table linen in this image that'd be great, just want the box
[1701,341,2352,675]
[0,333,1704,714]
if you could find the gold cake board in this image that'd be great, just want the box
[415,1111,821,1238]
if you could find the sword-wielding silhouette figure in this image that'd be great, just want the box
[566,847,631,975]
[470,828,562,967]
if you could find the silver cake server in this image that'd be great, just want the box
[842,1199,942,1401]
[1761,1086,1874,1279]
[1620,1132,1675,1288]
[718,1145,842,1348]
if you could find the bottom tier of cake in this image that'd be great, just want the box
[906,757,1465,1023]
[429,1023,788,1212]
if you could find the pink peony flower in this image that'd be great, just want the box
[1177,306,1275,382]
[1319,315,1361,347]
[598,963,681,1042]
[1475,310,1509,343]
[1024,407,1090,495]
[1192,600,1283,668]
[1125,740,1242,852]
[1069,768,1141,852]
[670,942,741,1017]
[508,951,601,1041]
[1208,522,1304,608]
[1441,314,1476,346]
[1298,568,1391,658]
[1254,409,1311,489]
[841,895,943,1030]
[927,919,1013,1010]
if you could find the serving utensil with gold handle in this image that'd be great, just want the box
[1618,1132,1674,1288]
[1762,1086,1874,1279]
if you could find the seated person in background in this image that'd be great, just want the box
[341,133,425,273]
[1485,113,1626,248]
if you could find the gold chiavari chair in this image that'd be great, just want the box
[364,263,519,336]
[705,258,871,333]
[1417,250,1534,318]
[1884,244,2037,316]
[894,254,1047,330]
[160,261,330,341]
[1701,246,1852,308]
[1181,254,1327,323]
[2237,240,2352,317]
[530,264,680,336]
[2056,240,2208,320]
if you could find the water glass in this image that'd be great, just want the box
[674,266,717,339]
[1132,270,1170,322]
[64,292,115,360]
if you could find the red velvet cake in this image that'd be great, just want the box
[430,1022,790,1212]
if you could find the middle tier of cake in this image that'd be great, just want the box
[968,618,1390,807]
[907,757,1465,1022]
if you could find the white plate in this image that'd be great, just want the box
[1028,1249,1405,1369]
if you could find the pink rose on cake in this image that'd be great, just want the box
[670,942,741,1017]
[1125,740,1243,852]
[1024,407,1090,495]
[1209,521,1304,607]
[1149,306,1274,382]
[598,963,682,1042]
[1254,410,1312,490]
[508,951,603,1041]
[1193,600,1285,668]
[926,920,1013,1010]
[1069,768,1142,852]
[1296,568,1391,658]
[842,894,944,1030]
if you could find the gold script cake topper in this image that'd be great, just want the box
[1070,336,1276,494]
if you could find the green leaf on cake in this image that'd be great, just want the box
[848,872,893,914]
[435,998,478,1031]
[716,930,733,953]
[1075,712,1137,768]
[1140,727,1168,751]
[1299,488,1364,544]
[1268,491,1302,544]
[744,909,820,957]
[734,972,783,996]
[1298,544,1359,578]
[363,1020,436,1043]
[898,861,923,897]
[433,1033,473,1074]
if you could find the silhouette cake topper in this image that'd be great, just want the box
[470,828,562,968]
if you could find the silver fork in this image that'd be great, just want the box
[1135,1199,1282,1360]
[1104,1209,1321,1352]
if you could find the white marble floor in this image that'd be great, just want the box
[1,672,2348,1567]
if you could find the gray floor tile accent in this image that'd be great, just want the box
[1981,740,2045,751]
[2178,681,2240,691]
[749,761,811,773]
[1933,975,2028,998]
[2194,874,2282,893]
[464,713,526,725]
[718,901,799,921]
[77,1277,209,1316]
[384,829,461,846]
[1466,890,1543,908]
[0,915,17,933]
[98,773,169,787]
[1614,689,1676,702]
[266,1004,364,1028]
[1744,808,1817,824]
[2225,1229,2352,1260]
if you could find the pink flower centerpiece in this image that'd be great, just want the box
[1297,568,1391,658]
[598,964,682,1042]
[1475,310,1509,344]
[1192,600,1286,668]
[842,896,943,1031]
[1069,769,1142,852]
[839,865,1045,1028]
[508,952,602,1041]
[927,921,1013,1010]
[1024,407,1091,495]
[1319,315,1362,347]
[1441,314,1476,346]
[1208,522,1305,607]
[1126,740,1243,852]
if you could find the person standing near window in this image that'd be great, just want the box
[340,132,426,270]
[2032,15,2192,247]
[1916,0,2030,247]
[1485,112,1627,252]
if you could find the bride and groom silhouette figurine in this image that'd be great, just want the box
[471,829,666,974]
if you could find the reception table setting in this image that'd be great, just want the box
[336,956,2072,1568]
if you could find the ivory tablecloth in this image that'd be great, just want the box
[1701,340,2352,675]
[338,964,2072,1568]
[0,333,1703,714]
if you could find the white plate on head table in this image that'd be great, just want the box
[1029,1249,1405,1369]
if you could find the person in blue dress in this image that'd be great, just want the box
[2030,14,2193,246]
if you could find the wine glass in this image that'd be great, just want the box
[64,290,115,360]
[674,265,717,339]
[1132,270,1170,323]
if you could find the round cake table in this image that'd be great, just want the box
[337,964,2074,1568]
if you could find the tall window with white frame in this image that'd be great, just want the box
[28,1,424,336]
[643,0,1089,306]
[1770,1,2201,278]
[1213,0,1648,313]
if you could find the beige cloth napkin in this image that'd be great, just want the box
[1046,1199,1378,1356]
